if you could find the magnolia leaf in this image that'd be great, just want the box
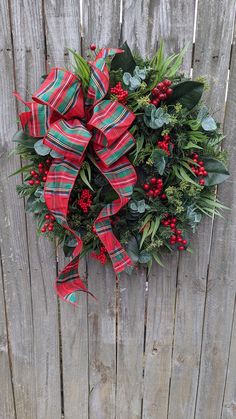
[34,139,50,156]
[110,41,136,73]
[167,81,204,110]
[201,116,217,131]
[203,158,230,186]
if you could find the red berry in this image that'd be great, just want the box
[42,176,47,182]
[199,161,204,166]
[199,179,205,186]
[143,183,150,191]
[147,190,154,197]
[28,180,35,186]
[38,163,43,168]
[163,134,170,141]
[30,170,36,176]
[166,88,173,96]
[150,177,157,184]
[170,235,177,242]
[177,237,183,243]
[48,225,54,231]
[152,99,159,106]
[182,239,187,245]
[45,214,50,220]
[172,217,177,223]
[90,43,96,51]
[50,215,55,221]
[164,79,172,87]
[170,223,175,229]
[41,227,46,233]
[161,193,167,199]
[159,93,166,100]
[178,246,185,251]
[35,180,40,185]
[157,82,165,90]
[46,159,51,164]
[176,229,182,235]
[203,170,208,176]
[152,87,159,96]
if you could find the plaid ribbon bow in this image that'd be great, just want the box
[15,48,137,304]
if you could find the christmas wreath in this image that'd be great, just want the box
[12,43,229,304]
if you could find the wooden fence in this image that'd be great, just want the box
[1,0,236,418]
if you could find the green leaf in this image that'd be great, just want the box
[151,216,160,239]
[152,252,164,267]
[50,149,64,158]
[144,106,170,129]
[152,149,167,175]
[126,236,139,263]
[201,116,217,131]
[167,81,204,110]
[34,139,50,156]
[197,105,208,121]
[183,141,203,150]
[9,163,33,177]
[139,250,152,264]
[79,167,94,191]
[202,158,230,186]
[110,41,136,73]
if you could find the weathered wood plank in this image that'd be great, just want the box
[116,268,146,419]
[8,0,61,417]
[142,257,178,419]
[87,261,116,419]
[0,259,16,419]
[44,0,81,69]
[121,0,195,71]
[194,17,236,417]
[82,0,121,49]
[43,3,89,417]
[222,300,236,419]
[167,2,236,418]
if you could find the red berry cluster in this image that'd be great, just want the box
[78,189,93,213]
[91,246,107,265]
[110,82,129,105]
[161,215,187,251]
[156,133,173,156]
[41,213,56,233]
[143,177,164,198]
[190,153,208,186]
[28,159,52,186]
[151,79,173,106]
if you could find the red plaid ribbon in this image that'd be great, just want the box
[15,48,137,305]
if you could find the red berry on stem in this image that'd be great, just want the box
[28,180,35,186]
[35,180,40,185]
[90,43,96,51]
[164,79,172,87]
[30,170,36,176]
[143,183,150,191]
[182,239,187,245]
[42,176,47,182]
[199,179,205,186]
[178,246,185,251]
[41,227,46,233]
[176,229,182,235]
[150,177,157,184]
[161,193,167,199]
[45,214,50,220]
[166,88,173,96]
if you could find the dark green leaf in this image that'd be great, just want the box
[110,41,136,73]
[126,236,139,263]
[167,81,204,110]
[203,158,230,186]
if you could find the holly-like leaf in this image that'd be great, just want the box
[110,41,136,73]
[34,139,50,156]
[167,81,204,110]
[203,158,230,186]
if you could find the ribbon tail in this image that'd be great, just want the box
[44,158,94,305]
[92,155,137,275]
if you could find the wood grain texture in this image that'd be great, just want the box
[43,3,89,416]
[82,0,121,50]
[44,0,81,69]
[142,257,178,419]
[167,2,236,418]
[116,268,146,419]
[194,20,236,418]
[87,261,116,419]
[9,0,61,418]
[221,301,236,419]
[121,0,195,71]
[0,260,16,419]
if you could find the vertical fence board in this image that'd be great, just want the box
[167,2,235,418]
[0,1,36,418]
[116,269,146,419]
[87,262,116,419]
[0,4,16,418]
[9,0,61,418]
[82,0,121,49]
[222,302,236,419]
[121,0,195,71]
[194,13,236,417]
[0,263,15,419]
[142,258,178,419]
[82,4,121,417]
[43,3,89,418]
